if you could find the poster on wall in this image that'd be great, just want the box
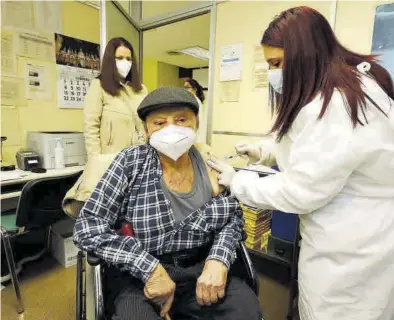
[372,3,394,79]
[55,33,100,109]
[18,31,55,62]
[220,44,243,82]
[252,45,269,90]
[25,62,52,100]
[1,29,17,76]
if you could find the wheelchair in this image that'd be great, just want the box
[76,226,260,320]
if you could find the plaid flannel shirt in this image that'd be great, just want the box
[73,145,244,283]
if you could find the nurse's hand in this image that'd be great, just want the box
[235,143,261,163]
[207,158,236,188]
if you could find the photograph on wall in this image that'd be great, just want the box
[55,33,100,109]
[55,33,100,70]
[372,3,394,79]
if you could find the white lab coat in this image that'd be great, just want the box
[231,73,394,320]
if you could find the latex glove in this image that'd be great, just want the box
[144,264,176,317]
[207,158,236,188]
[235,143,261,164]
[196,260,228,306]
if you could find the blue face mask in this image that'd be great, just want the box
[268,69,283,94]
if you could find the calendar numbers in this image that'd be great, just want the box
[58,65,99,108]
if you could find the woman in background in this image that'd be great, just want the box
[63,38,147,218]
[84,37,147,158]
[184,78,208,144]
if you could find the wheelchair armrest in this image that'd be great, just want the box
[237,240,259,295]
[87,252,102,266]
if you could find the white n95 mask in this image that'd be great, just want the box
[149,125,196,161]
[268,69,283,94]
[116,59,132,78]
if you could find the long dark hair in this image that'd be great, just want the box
[261,6,394,141]
[186,78,205,103]
[98,37,142,96]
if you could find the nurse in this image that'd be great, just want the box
[208,6,394,320]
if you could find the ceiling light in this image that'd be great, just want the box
[177,46,210,61]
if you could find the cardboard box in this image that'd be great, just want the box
[51,219,79,268]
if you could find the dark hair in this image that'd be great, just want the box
[185,78,205,103]
[98,37,142,96]
[261,6,394,141]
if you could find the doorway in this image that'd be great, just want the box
[142,13,211,143]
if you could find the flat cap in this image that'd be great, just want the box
[137,86,199,120]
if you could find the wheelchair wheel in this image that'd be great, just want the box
[76,251,86,320]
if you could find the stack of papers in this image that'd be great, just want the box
[241,204,272,250]
[0,170,26,181]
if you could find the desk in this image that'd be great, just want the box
[1,166,84,211]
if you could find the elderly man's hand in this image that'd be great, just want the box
[144,264,176,317]
[196,260,228,306]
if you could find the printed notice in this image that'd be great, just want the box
[25,62,52,100]
[1,29,17,76]
[1,76,26,106]
[17,31,55,62]
[220,44,243,82]
[253,45,269,90]
[1,1,34,30]
[34,1,62,33]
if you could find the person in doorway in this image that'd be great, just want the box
[184,78,208,144]
[73,87,262,320]
[84,37,147,158]
[208,6,394,320]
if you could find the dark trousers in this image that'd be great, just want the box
[109,261,262,320]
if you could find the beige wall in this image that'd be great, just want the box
[142,58,183,92]
[157,61,183,88]
[210,0,391,159]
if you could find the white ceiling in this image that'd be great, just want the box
[143,13,210,69]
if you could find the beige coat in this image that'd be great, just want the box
[63,143,223,218]
[84,79,148,157]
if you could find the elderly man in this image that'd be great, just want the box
[73,87,262,320]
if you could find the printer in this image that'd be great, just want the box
[27,132,87,169]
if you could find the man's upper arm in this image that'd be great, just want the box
[195,143,225,196]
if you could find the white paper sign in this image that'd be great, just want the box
[1,29,17,76]
[1,76,26,106]
[253,45,269,90]
[57,65,99,109]
[25,62,52,100]
[220,44,243,82]
[34,1,62,33]
[17,31,55,62]
[1,1,34,30]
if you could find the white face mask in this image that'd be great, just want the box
[116,59,132,78]
[268,69,283,94]
[149,125,196,161]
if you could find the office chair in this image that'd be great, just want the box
[0,170,83,314]
[76,228,260,320]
